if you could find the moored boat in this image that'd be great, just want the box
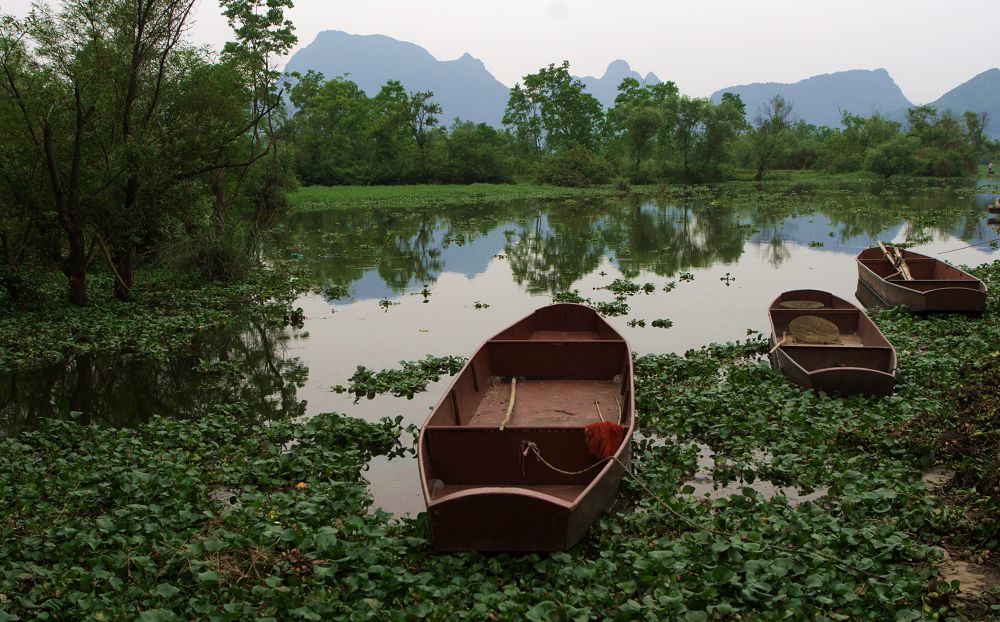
[856,246,987,313]
[418,304,634,551]
[768,290,897,396]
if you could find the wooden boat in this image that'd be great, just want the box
[768,290,897,396]
[418,304,635,551]
[856,246,987,313]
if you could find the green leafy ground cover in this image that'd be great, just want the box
[288,174,969,215]
[290,183,638,212]
[0,267,307,374]
[2,262,999,619]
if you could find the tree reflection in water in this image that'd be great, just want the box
[0,320,307,436]
[279,189,985,298]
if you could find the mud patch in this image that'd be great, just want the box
[938,547,1000,615]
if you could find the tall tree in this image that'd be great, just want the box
[0,0,296,305]
[751,95,794,181]
[503,61,603,154]
[407,91,442,180]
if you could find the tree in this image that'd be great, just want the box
[407,91,442,180]
[751,95,794,181]
[608,78,664,181]
[0,0,296,305]
[443,121,514,183]
[285,73,373,185]
[963,110,990,160]
[370,80,417,183]
[673,96,709,182]
[700,92,746,177]
[502,61,603,155]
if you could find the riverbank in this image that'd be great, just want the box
[2,261,998,620]
[289,173,980,215]
[0,266,307,374]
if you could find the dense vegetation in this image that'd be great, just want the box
[2,1,998,618]
[283,61,1000,188]
[2,261,999,620]
[0,0,298,307]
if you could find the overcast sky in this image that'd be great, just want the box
[6,0,999,104]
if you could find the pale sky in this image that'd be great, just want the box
[5,0,999,104]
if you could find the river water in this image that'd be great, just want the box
[3,182,999,514]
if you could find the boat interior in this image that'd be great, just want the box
[770,291,894,373]
[858,249,983,291]
[422,305,632,502]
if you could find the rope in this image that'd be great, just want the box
[521,440,893,580]
[614,396,623,425]
[498,378,517,431]
[521,441,612,476]
[594,400,605,422]
[937,237,1000,254]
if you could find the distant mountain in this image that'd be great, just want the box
[285,31,999,135]
[283,30,510,126]
[925,68,1000,137]
[711,69,914,128]
[577,60,661,109]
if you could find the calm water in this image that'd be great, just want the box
[4,184,1000,514]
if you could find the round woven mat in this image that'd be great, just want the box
[788,315,840,344]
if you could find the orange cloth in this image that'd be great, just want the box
[585,421,626,460]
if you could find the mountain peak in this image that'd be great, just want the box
[284,31,509,125]
[929,67,1000,136]
[577,59,659,108]
[711,68,913,128]
[603,59,632,78]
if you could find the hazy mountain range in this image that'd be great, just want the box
[284,30,1000,137]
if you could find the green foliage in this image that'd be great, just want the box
[503,60,604,155]
[865,135,921,178]
[332,355,467,402]
[538,144,611,187]
[0,266,306,373]
[284,74,514,185]
[0,0,296,306]
[0,411,404,620]
[3,261,1000,619]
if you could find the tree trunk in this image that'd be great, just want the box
[113,243,135,302]
[212,169,227,237]
[64,227,88,306]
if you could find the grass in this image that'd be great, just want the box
[289,182,637,212]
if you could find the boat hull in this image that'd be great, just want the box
[856,247,987,313]
[418,304,635,551]
[768,290,897,396]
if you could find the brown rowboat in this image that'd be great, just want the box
[856,246,987,313]
[769,290,897,396]
[418,304,635,551]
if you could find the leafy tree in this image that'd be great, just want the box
[502,61,603,156]
[608,78,665,182]
[0,0,295,305]
[963,110,990,159]
[407,91,442,180]
[369,80,422,183]
[673,96,709,182]
[750,95,795,181]
[864,135,919,178]
[285,73,374,185]
[699,92,746,178]
[443,121,514,183]
[905,106,975,176]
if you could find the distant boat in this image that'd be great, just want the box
[418,304,635,551]
[856,246,987,313]
[768,290,897,396]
